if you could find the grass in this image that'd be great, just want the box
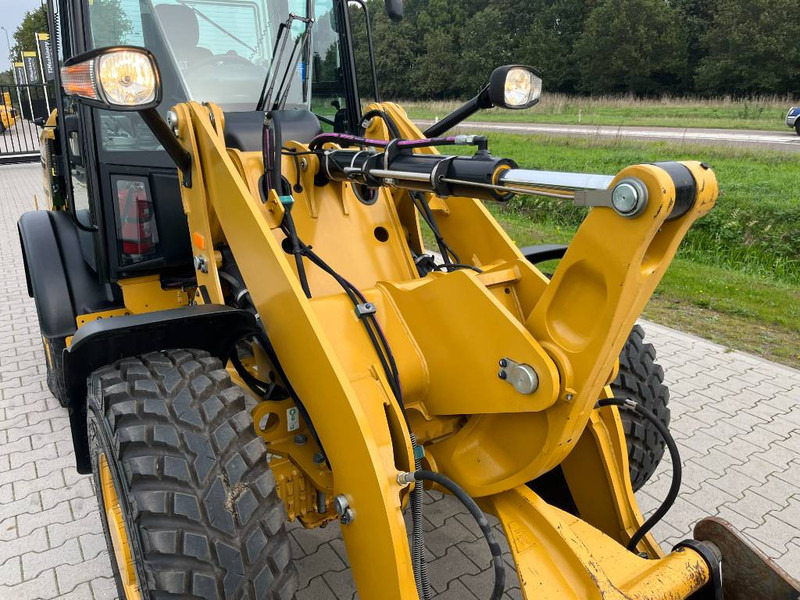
[402,93,800,132]
[431,133,800,368]
[462,133,800,284]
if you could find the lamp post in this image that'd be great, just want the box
[1,26,11,67]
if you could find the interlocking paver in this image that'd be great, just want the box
[1,162,798,598]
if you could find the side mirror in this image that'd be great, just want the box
[487,65,542,110]
[61,46,161,111]
[385,0,404,22]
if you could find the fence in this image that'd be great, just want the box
[1,83,53,163]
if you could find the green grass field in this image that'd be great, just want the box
[402,94,799,132]
[439,133,800,367]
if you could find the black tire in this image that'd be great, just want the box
[44,336,68,407]
[87,349,298,600]
[795,121,800,136]
[611,325,671,492]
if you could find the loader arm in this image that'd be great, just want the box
[168,99,719,599]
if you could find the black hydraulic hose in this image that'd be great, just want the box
[360,109,402,139]
[409,433,431,600]
[412,470,505,600]
[282,211,313,299]
[597,397,682,552]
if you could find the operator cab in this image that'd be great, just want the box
[48,0,363,283]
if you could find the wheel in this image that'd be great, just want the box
[611,325,671,491]
[87,349,298,600]
[44,336,68,407]
[795,121,800,136]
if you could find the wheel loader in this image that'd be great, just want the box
[16,0,800,598]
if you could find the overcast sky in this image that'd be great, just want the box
[1,0,46,72]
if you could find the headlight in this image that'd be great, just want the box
[61,47,161,110]
[488,65,542,110]
[504,68,542,108]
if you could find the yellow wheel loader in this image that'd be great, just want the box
[18,0,800,598]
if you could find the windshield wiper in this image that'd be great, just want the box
[256,13,314,112]
[177,0,257,54]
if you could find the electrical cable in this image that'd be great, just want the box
[596,397,682,552]
[412,470,505,600]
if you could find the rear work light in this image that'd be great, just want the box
[115,178,159,265]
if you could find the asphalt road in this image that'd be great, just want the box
[415,120,800,152]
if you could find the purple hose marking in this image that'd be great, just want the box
[309,133,459,150]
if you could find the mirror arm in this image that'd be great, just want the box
[423,87,492,138]
[139,108,192,188]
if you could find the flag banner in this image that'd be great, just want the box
[22,51,41,84]
[37,33,55,81]
[13,62,27,85]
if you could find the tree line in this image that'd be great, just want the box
[350,0,800,99]
[4,0,799,98]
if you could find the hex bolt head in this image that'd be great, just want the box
[312,452,326,464]
[334,494,349,514]
[294,434,307,445]
[499,359,508,368]
[498,370,507,380]
[610,178,648,218]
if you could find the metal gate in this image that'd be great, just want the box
[0,83,52,164]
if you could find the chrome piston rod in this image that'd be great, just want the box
[498,169,615,195]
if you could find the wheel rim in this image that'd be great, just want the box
[99,453,142,600]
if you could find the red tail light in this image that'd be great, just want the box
[116,179,159,264]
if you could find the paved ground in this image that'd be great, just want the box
[415,120,800,152]
[0,162,798,599]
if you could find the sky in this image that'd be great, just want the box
[0,0,45,72]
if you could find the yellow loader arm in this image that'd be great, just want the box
[167,99,742,599]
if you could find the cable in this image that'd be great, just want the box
[597,397,682,552]
[360,109,402,139]
[409,433,431,600]
[280,212,496,600]
[440,263,483,274]
[281,210,313,299]
[411,470,505,600]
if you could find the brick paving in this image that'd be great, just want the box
[0,162,798,598]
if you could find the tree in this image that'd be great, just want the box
[695,0,800,96]
[11,6,48,61]
[573,0,688,95]
[0,69,15,86]
[88,0,133,48]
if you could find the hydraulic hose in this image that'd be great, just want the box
[597,397,682,552]
[409,434,431,600]
[411,470,506,600]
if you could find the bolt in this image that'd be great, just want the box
[193,255,208,274]
[566,393,574,401]
[294,434,307,445]
[300,158,308,171]
[334,495,355,524]
[499,359,508,368]
[312,452,325,465]
[166,110,179,137]
[334,494,349,516]
[498,370,507,380]
[341,507,355,525]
